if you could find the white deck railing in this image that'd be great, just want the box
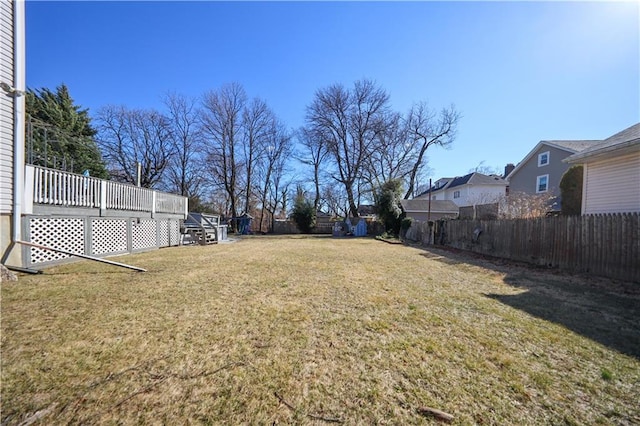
[104,180,154,212]
[31,165,101,207]
[24,165,188,217]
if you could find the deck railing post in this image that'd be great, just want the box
[23,165,34,214]
[100,180,107,216]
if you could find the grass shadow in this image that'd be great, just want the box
[484,286,640,359]
[412,244,640,359]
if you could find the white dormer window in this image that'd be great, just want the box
[538,151,550,167]
[453,190,460,199]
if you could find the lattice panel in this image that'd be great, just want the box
[159,220,169,247]
[132,220,157,251]
[157,220,180,247]
[169,220,180,246]
[92,219,128,255]
[29,217,85,264]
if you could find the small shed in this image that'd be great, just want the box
[231,213,253,235]
[332,218,367,237]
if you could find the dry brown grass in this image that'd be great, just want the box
[2,235,639,425]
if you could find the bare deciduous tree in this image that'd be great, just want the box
[306,79,390,217]
[200,83,247,221]
[163,92,205,199]
[364,111,412,191]
[320,185,350,218]
[305,80,460,213]
[256,120,293,231]
[242,98,274,215]
[296,126,330,211]
[403,102,461,199]
[96,105,174,188]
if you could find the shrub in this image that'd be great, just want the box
[375,179,405,235]
[560,165,583,216]
[291,191,316,233]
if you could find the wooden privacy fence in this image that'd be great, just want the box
[407,213,640,283]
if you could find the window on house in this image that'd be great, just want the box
[536,174,549,193]
[453,190,460,199]
[432,195,436,200]
[538,151,550,167]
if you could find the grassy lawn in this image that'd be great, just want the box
[2,235,639,425]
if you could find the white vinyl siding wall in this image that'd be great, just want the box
[0,0,14,214]
[583,152,640,214]
[447,184,506,208]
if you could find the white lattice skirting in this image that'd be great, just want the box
[26,216,181,266]
[29,217,85,263]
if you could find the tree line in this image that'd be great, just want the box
[26,80,460,231]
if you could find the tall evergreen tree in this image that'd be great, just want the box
[560,165,583,216]
[375,179,405,235]
[26,84,108,178]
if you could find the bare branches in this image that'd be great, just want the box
[96,106,175,188]
[296,126,330,211]
[497,191,555,218]
[304,80,460,213]
[163,92,206,199]
[200,83,247,220]
[255,118,294,232]
[403,103,461,199]
[306,79,391,217]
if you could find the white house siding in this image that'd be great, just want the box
[583,152,640,214]
[449,185,506,207]
[0,0,14,214]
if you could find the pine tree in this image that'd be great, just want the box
[26,84,108,178]
[375,179,405,235]
[291,187,316,233]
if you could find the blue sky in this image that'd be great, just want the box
[26,1,639,181]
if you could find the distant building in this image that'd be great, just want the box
[506,139,601,210]
[565,123,640,214]
[415,172,508,208]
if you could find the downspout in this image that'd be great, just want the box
[12,0,26,245]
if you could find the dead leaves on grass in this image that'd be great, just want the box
[274,391,344,423]
[15,355,248,425]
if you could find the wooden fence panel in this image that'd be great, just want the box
[406,214,639,283]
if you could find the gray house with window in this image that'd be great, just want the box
[506,140,601,210]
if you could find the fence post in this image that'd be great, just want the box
[99,180,107,217]
[152,191,157,219]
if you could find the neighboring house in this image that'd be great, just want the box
[415,172,508,208]
[506,139,601,210]
[400,199,459,222]
[357,204,376,218]
[564,123,640,215]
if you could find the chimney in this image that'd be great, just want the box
[504,163,515,178]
